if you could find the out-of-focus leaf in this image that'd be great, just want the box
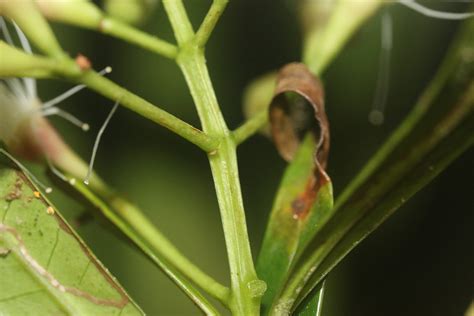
[0,163,143,315]
[257,63,333,314]
[281,16,474,312]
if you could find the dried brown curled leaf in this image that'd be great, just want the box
[269,62,330,169]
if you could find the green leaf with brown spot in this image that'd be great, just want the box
[257,62,334,314]
[0,163,143,315]
[285,15,474,313]
[257,135,333,314]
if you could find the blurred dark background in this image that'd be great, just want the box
[30,0,473,315]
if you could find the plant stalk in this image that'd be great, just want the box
[162,1,263,313]
[178,46,261,316]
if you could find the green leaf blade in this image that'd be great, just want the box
[0,166,143,315]
[286,16,474,312]
[257,135,334,313]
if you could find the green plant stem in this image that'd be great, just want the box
[108,195,230,304]
[35,0,178,59]
[180,52,260,316]
[163,1,262,314]
[232,110,268,145]
[74,70,219,152]
[73,182,223,315]
[196,0,229,47]
[100,17,178,59]
[53,136,230,305]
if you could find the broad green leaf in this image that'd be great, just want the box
[281,16,474,312]
[257,135,333,314]
[0,163,143,315]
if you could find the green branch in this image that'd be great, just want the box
[196,0,229,47]
[72,181,224,315]
[75,70,218,152]
[35,0,178,59]
[232,110,267,145]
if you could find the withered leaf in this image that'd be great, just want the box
[269,62,330,170]
[258,63,334,313]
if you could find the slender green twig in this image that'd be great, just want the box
[163,1,263,314]
[196,0,229,47]
[74,70,219,152]
[73,182,224,315]
[99,17,178,59]
[35,1,178,59]
[232,110,268,145]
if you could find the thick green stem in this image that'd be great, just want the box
[162,1,263,313]
[100,17,178,59]
[179,50,261,316]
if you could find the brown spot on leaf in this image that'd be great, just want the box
[291,168,330,220]
[5,177,23,201]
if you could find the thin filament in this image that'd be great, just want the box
[42,107,90,131]
[46,156,75,185]
[0,17,14,45]
[84,101,119,185]
[399,0,474,20]
[0,148,52,193]
[12,21,36,99]
[42,67,112,109]
[369,12,392,126]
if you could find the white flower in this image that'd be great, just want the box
[0,17,112,186]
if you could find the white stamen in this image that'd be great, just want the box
[12,22,32,54]
[0,17,14,45]
[42,66,112,109]
[42,107,90,131]
[42,85,86,109]
[84,101,119,185]
[0,148,53,194]
[1,18,36,100]
[45,156,68,182]
[5,78,28,103]
[399,0,474,20]
[12,21,36,99]
[369,12,392,126]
